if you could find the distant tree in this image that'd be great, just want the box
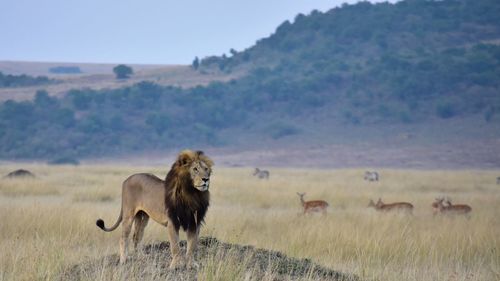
[68,90,92,110]
[436,103,456,119]
[192,56,200,70]
[229,48,237,56]
[146,113,171,135]
[484,107,495,122]
[219,54,228,71]
[113,64,133,79]
[34,90,54,107]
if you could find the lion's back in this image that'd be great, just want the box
[122,173,165,199]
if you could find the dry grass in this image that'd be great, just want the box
[0,165,499,281]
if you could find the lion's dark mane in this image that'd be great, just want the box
[164,161,210,232]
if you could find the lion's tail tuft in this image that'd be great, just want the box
[96,208,122,232]
[96,219,105,229]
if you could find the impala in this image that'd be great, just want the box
[432,197,471,217]
[297,192,329,215]
[368,198,413,214]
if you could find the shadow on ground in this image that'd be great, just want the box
[60,237,359,281]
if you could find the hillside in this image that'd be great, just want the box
[0,61,241,102]
[0,0,499,164]
[199,0,500,124]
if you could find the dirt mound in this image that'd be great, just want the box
[61,237,359,281]
[4,169,35,178]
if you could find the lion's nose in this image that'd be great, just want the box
[202,178,209,183]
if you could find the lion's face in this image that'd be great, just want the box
[189,159,212,192]
[176,150,213,192]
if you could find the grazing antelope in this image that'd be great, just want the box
[368,198,413,214]
[364,171,379,182]
[253,168,270,179]
[297,193,329,215]
[432,197,472,217]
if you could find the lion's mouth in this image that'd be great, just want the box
[196,184,209,191]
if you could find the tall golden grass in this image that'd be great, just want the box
[0,165,498,280]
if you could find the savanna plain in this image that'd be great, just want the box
[0,164,499,281]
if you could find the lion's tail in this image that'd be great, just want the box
[96,207,122,232]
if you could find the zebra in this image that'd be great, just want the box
[253,168,270,179]
[364,171,379,182]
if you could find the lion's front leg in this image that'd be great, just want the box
[186,228,200,269]
[167,222,183,269]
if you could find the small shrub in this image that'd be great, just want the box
[398,111,413,123]
[48,157,80,165]
[484,107,495,122]
[436,103,456,119]
[343,111,360,125]
[265,121,300,139]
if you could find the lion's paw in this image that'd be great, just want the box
[169,257,184,269]
[186,260,200,270]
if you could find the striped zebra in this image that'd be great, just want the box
[253,168,270,179]
[364,171,379,182]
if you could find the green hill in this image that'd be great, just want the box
[200,0,500,123]
[1,0,499,159]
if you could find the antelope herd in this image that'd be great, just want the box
[250,168,475,217]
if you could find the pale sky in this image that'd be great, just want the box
[0,0,395,64]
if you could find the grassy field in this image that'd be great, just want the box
[0,164,499,280]
[0,61,244,102]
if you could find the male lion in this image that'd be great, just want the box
[96,150,213,269]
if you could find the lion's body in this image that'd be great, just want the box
[96,150,213,269]
[124,173,170,225]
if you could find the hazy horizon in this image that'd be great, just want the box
[1,0,396,65]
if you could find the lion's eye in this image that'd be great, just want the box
[193,167,198,172]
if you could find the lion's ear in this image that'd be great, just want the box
[177,150,194,166]
[178,157,188,166]
[196,150,204,156]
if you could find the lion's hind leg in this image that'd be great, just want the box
[132,211,149,251]
[119,213,134,264]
